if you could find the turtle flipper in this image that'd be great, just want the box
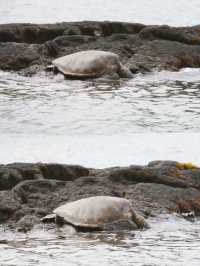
[41,213,56,223]
[45,65,59,74]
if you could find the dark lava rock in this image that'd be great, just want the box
[108,160,200,189]
[0,163,89,190]
[128,183,200,212]
[0,167,24,191]
[0,21,200,72]
[11,179,70,223]
[52,35,96,46]
[0,23,67,44]
[39,163,89,181]
[0,190,21,222]
[126,53,163,73]
[139,25,200,45]
[0,42,40,70]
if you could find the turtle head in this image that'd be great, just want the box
[130,209,149,229]
[117,63,133,78]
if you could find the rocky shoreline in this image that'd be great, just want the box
[0,21,200,75]
[1,160,200,231]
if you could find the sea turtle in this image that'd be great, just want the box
[47,50,133,79]
[41,196,148,231]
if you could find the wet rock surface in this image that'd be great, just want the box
[0,160,200,230]
[0,21,200,74]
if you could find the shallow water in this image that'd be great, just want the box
[0,68,200,167]
[1,69,200,135]
[0,0,200,26]
[0,69,200,167]
[1,215,200,266]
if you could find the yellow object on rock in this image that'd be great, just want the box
[176,162,198,170]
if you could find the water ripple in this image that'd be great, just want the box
[0,215,200,266]
[0,70,200,134]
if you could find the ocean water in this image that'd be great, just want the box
[1,215,200,266]
[0,0,200,26]
[0,69,200,167]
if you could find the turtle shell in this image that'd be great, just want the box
[53,196,132,228]
[52,50,120,78]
